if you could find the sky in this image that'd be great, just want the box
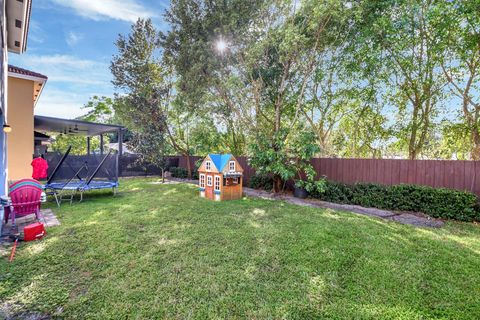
[8,0,170,119]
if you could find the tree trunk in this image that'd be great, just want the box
[273,175,282,193]
[408,98,420,160]
[461,97,480,160]
[471,130,480,160]
[408,149,417,160]
[185,153,192,179]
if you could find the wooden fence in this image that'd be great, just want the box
[44,153,480,195]
[177,156,480,196]
[50,154,477,195]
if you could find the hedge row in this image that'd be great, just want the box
[169,167,199,179]
[247,173,479,222]
[310,181,479,222]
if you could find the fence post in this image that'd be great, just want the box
[118,129,123,156]
[100,134,104,155]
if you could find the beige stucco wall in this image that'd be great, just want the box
[7,76,34,180]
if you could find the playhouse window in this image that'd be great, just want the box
[205,161,211,171]
[207,175,212,186]
[200,174,205,187]
[233,177,239,184]
[214,176,220,190]
[229,161,235,171]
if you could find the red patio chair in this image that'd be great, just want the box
[4,179,43,227]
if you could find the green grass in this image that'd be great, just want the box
[1,178,480,319]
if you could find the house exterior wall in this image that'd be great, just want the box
[0,0,7,195]
[0,0,7,235]
[0,0,6,115]
[7,76,34,180]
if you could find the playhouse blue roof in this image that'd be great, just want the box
[208,154,233,172]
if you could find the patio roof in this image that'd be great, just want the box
[34,131,50,141]
[34,115,124,136]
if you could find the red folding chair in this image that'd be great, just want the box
[4,179,43,228]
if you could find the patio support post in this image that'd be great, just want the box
[100,134,104,155]
[87,137,91,155]
[118,129,123,156]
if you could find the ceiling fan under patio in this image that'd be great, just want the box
[68,125,88,133]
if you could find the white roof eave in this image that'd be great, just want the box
[6,0,32,54]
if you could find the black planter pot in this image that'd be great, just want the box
[293,186,308,199]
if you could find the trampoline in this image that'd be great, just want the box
[44,146,119,206]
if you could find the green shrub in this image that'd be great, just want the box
[169,167,188,178]
[352,183,391,209]
[249,174,273,191]
[315,181,479,222]
[314,180,354,204]
[169,167,199,179]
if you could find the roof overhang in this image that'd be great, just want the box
[34,130,51,141]
[8,65,48,106]
[34,115,124,137]
[6,0,32,54]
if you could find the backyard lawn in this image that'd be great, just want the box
[1,178,479,319]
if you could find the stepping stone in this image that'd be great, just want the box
[388,213,444,228]
[1,209,60,243]
[40,209,61,227]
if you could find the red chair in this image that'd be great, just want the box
[4,179,43,227]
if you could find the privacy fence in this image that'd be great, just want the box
[44,153,480,196]
[177,156,480,197]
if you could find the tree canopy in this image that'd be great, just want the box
[105,0,480,188]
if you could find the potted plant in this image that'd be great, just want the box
[294,179,309,198]
[294,169,327,199]
[291,131,320,198]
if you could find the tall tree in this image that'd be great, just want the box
[162,0,265,158]
[110,19,170,179]
[81,96,115,124]
[243,0,351,191]
[333,102,390,158]
[354,0,446,159]
[435,0,480,159]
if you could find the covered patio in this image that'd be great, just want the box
[34,115,125,206]
[34,115,125,155]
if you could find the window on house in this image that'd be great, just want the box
[205,161,211,171]
[229,161,235,171]
[214,176,220,191]
[200,174,205,187]
[207,175,212,186]
[233,177,239,184]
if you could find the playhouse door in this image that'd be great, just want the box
[205,174,214,199]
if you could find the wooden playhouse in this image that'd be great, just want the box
[198,154,243,201]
